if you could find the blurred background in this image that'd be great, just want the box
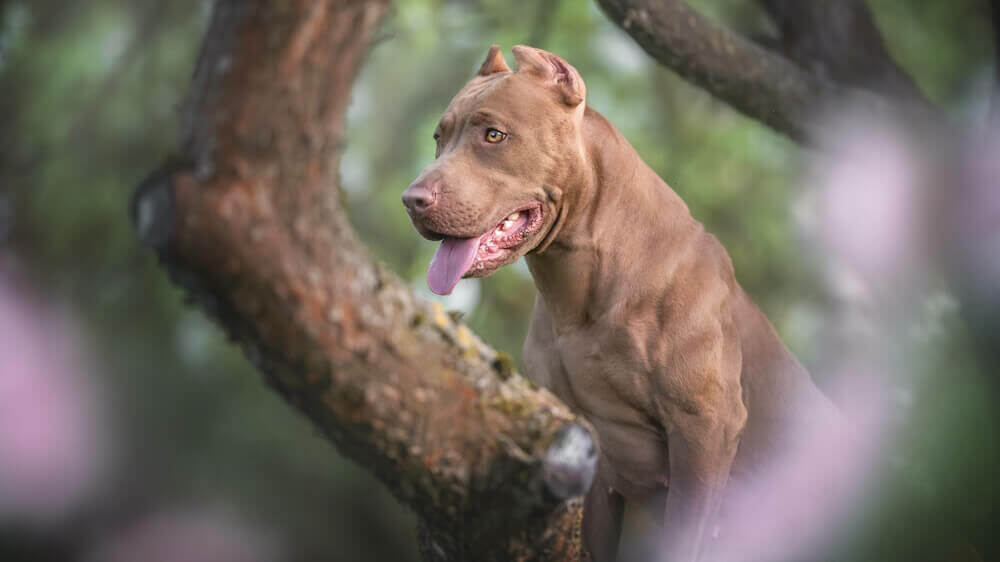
[0,0,997,560]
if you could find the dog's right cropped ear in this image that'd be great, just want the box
[478,44,511,76]
[511,45,585,107]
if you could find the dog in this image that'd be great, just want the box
[402,45,840,561]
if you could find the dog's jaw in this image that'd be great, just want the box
[425,203,545,295]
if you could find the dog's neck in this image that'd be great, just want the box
[526,107,696,328]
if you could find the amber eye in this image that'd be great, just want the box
[485,128,507,143]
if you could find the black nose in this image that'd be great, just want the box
[402,178,439,215]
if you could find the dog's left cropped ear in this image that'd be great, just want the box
[511,45,585,107]
[478,44,511,76]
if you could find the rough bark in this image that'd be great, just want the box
[131,1,595,560]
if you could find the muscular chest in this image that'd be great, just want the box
[525,321,670,498]
[551,326,651,413]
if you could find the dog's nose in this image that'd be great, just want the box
[402,179,439,215]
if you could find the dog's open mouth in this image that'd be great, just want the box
[427,204,544,295]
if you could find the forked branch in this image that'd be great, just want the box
[597,0,941,143]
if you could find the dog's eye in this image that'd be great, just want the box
[433,132,441,142]
[485,128,507,144]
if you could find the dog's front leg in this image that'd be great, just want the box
[660,383,746,561]
[583,460,625,562]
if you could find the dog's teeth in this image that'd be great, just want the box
[501,220,513,230]
[507,212,520,221]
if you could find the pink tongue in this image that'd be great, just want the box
[427,236,481,295]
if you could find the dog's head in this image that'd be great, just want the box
[402,45,588,295]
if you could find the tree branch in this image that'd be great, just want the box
[756,0,933,106]
[596,0,835,142]
[132,1,595,559]
[595,0,940,144]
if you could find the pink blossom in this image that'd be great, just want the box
[703,372,891,562]
[0,275,107,524]
[806,116,928,288]
[87,505,284,562]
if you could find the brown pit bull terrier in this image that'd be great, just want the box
[402,45,840,561]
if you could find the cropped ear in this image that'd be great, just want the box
[511,45,585,107]
[478,44,511,76]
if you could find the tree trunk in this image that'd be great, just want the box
[131,1,596,560]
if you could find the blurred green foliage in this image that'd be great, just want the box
[0,0,994,560]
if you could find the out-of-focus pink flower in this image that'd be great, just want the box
[704,372,891,562]
[951,131,1000,297]
[86,505,284,562]
[0,274,108,525]
[693,111,914,562]
[803,116,928,291]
